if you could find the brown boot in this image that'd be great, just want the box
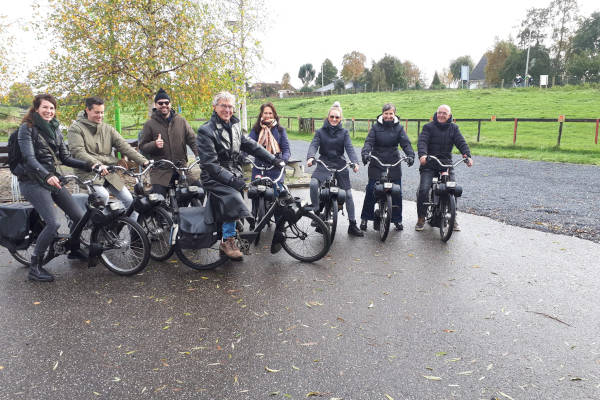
[219,237,243,261]
[415,217,425,231]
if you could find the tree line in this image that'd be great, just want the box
[0,0,265,123]
[287,0,598,92]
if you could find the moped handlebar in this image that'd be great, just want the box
[368,154,409,168]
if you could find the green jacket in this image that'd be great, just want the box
[67,111,147,190]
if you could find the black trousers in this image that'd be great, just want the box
[19,181,85,258]
[416,168,455,218]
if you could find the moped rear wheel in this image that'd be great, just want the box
[92,216,151,276]
[379,194,392,242]
[281,211,331,262]
[175,240,227,270]
[439,195,456,242]
[11,244,35,267]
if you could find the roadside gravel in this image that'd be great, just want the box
[289,139,600,243]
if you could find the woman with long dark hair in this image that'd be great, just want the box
[13,94,105,282]
[248,102,290,181]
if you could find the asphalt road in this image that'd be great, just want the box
[1,189,599,399]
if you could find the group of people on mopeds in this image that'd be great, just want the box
[10,88,473,283]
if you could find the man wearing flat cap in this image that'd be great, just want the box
[139,88,199,195]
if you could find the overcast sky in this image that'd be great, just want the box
[4,0,599,88]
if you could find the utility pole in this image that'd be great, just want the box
[525,46,531,87]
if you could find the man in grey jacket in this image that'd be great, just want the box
[68,97,149,218]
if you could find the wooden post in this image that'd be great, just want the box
[513,118,518,145]
[477,120,481,142]
[287,117,290,129]
[595,119,599,144]
[405,119,408,133]
[417,121,421,134]
[367,119,371,132]
[311,118,315,134]
[557,122,563,147]
[352,118,355,138]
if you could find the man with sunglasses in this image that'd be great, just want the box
[139,88,199,196]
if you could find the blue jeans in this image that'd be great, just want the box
[360,178,403,223]
[222,221,236,239]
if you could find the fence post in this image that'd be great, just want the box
[557,122,563,147]
[477,120,481,142]
[417,121,421,135]
[595,119,598,145]
[311,118,315,134]
[367,119,371,132]
[352,118,355,138]
[513,118,518,145]
[405,119,408,133]
[288,117,290,129]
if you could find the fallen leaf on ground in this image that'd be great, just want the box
[423,375,442,380]
[265,367,280,373]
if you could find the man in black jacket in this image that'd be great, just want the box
[197,91,284,260]
[416,104,473,231]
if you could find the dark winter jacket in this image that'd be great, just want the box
[417,113,471,170]
[248,124,290,181]
[139,109,198,187]
[15,122,91,189]
[361,115,415,180]
[306,119,358,190]
[197,112,276,222]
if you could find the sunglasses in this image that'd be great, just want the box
[157,101,170,106]
[329,115,341,120]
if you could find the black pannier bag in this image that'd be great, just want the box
[177,206,218,249]
[0,203,37,243]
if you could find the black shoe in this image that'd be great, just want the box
[271,230,285,254]
[394,222,404,231]
[68,248,89,260]
[359,220,367,231]
[28,255,54,282]
[348,221,364,237]
[373,218,380,231]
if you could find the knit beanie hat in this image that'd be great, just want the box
[154,88,170,103]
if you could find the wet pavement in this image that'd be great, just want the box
[1,189,599,399]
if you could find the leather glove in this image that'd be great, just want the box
[230,176,246,192]
[362,154,370,166]
[272,157,286,168]
[406,157,415,167]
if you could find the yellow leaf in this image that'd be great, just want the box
[52,361,58,371]
[125,350,137,355]
[112,377,121,382]
[265,366,280,373]
[385,395,394,400]
[423,375,442,380]
[163,326,170,330]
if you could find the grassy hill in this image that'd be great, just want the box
[248,87,600,165]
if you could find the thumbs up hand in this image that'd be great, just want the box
[156,133,164,149]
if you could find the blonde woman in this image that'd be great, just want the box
[306,102,363,237]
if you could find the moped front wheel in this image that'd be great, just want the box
[138,206,174,261]
[439,195,456,242]
[323,200,338,243]
[379,194,392,242]
[281,211,331,262]
[92,216,151,276]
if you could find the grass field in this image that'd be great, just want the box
[2,87,599,164]
[247,87,600,165]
